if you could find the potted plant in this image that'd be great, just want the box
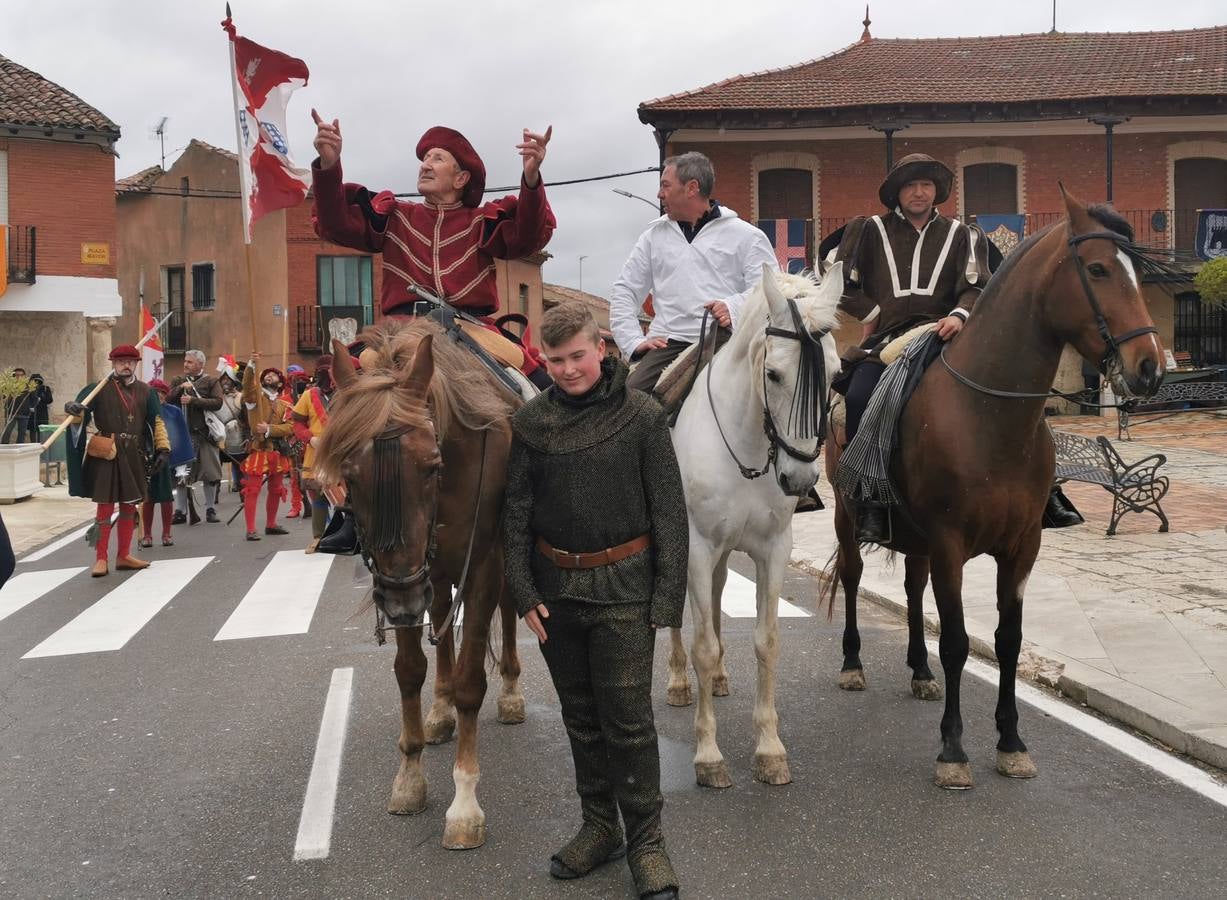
[0,367,44,502]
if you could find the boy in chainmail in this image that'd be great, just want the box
[503,302,687,900]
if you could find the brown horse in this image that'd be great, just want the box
[315,319,525,848]
[824,189,1166,789]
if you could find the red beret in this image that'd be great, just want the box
[259,367,286,384]
[109,344,141,361]
[149,378,170,393]
[416,126,485,208]
[315,354,333,372]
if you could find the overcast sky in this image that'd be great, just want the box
[7,1,1221,299]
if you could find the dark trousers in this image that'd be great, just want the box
[844,359,886,442]
[0,510,14,591]
[626,328,733,395]
[539,600,677,895]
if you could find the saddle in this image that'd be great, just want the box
[830,322,938,432]
[650,315,724,426]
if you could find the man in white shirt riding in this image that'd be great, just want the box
[610,152,778,393]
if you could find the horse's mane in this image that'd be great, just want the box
[1086,203,1135,241]
[315,319,516,483]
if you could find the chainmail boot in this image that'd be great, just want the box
[541,601,678,895]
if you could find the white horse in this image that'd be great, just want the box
[666,263,842,788]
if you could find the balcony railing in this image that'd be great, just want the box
[5,225,36,284]
[296,304,373,353]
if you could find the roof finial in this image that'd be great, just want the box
[860,5,872,43]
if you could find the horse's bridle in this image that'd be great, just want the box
[351,421,488,646]
[940,226,1157,402]
[707,301,831,480]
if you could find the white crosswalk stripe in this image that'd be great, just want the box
[719,570,811,618]
[215,551,336,641]
[22,557,213,659]
[18,524,96,564]
[0,567,85,625]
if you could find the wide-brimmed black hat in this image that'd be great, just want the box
[879,153,954,208]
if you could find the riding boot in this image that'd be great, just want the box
[1042,484,1084,528]
[855,501,892,544]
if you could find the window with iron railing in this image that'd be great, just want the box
[163,266,187,353]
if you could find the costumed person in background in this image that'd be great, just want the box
[502,303,686,900]
[280,369,306,520]
[217,359,246,492]
[167,349,224,524]
[240,355,293,542]
[30,373,53,438]
[290,354,337,553]
[310,110,556,386]
[139,379,185,548]
[64,345,170,577]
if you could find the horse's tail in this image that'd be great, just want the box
[819,546,841,622]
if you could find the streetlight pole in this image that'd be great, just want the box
[612,188,660,212]
[578,255,588,293]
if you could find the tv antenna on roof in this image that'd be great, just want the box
[150,116,169,169]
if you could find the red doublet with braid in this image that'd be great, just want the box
[311,160,556,316]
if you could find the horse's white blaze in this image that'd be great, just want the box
[1117,248,1139,290]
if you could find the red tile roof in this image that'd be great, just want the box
[116,165,165,194]
[0,53,119,134]
[641,27,1227,113]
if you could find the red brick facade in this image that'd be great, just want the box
[283,202,384,322]
[1,136,117,279]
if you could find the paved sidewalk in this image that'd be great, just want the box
[791,411,1227,772]
[0,482,95,558]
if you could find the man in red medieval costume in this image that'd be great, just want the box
[240,355,294,542]
[309,110,556,329]
[65,345,171,577]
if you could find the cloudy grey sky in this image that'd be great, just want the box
[7,0,1221,298]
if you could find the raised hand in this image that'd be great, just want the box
[517,126,552,187]
[311,109,342,170]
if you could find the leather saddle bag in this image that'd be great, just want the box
[86,433,117,460]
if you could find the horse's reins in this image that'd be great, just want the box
[939,227,1158,404]
[359,421,488,647]
[706,300,831,481]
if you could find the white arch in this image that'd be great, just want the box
[954,146,1027,219]
[749,151,821,223]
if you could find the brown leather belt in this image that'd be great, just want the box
[535,534,651,570]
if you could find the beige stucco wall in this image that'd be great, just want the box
[0,312,89,421]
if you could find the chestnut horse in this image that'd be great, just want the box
[824,190,1166,789]
[315,320,525,848]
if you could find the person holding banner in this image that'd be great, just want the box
[64,346,171,577]
[309,111,556,319]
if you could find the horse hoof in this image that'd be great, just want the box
[496,694,526,724]
[996,750,1038,779]
[711,675,730,697]
[666,684,693,707]
[752,753,792,786]
[934,762,974,790]
[838,669,867,691]
[695,760,733,789]
[424,713,456,745]
[910,678,943,701]
[442,818,487,850]
[387,780,427,815]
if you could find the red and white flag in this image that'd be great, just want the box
[222,13,311,243]
[139,303,165,383]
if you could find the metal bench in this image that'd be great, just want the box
[1117,380,1227,440]
[1052,430,1170,536]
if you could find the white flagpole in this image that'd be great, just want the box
[225,4,261,357]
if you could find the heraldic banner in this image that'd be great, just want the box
[757,219,813,274]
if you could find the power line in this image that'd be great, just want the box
[121,164,661,201]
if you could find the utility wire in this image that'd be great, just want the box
[121,165,661,201]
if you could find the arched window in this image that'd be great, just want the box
[1174,157,1227,253]
[962,163,1019,217]
[757,168,813,220]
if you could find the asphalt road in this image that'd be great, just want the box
[2,503,1225,899]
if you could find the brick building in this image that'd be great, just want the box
[638,23,1227,377]
[0,53,123,406]
[115,140,548,378]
